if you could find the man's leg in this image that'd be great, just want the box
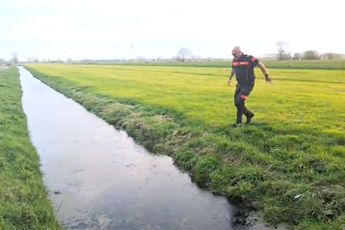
[234,87,244,124]
[242,87,254,124]
[244,107,254,124]
[243,106,252,117]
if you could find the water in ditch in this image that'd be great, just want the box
[19,66,234,230]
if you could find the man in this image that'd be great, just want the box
[228,46,272,127]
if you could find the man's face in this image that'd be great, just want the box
[232,49,241,58]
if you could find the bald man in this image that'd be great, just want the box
[228,46,272,127]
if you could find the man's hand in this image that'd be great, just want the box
[227,78,232,87]
[265,74,272,84]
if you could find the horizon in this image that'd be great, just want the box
[5,49,345,63]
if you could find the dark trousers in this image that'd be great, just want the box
[234,84,254,124]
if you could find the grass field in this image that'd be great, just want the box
[0,67,60,229]
[26,63,345,229]
[114,59,345,70]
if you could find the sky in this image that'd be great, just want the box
[1,0,344,61]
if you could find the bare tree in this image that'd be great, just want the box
[11,52,18,64]
[276,41,291,60]
[176,48,193,62]
[322,53,342,60]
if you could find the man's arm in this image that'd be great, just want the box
[228,69,235,87]
[258,61,272,84]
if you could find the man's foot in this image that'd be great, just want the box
[232,123,242,128]
[246,113,254,124]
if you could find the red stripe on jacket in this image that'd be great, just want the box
[232,61,249,67]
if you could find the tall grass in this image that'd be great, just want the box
[0,67,60,229]
[26,64,345,229]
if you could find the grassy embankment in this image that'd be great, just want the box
[26,63,345,229]
[0,67,60,229]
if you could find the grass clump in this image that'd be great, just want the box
[0,67,60,229]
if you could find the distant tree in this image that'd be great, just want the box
[177,48,193,62]
[293,53,302,60]
[0,58,6,65]
[302,50,320,60]
[27,57,39,63]
[276,41,291,60]
[81,59,93,64]
[322,53,342,60]
[11,52,18,64]
[136,56,146,62]
[280,54,291,60]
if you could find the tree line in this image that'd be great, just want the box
[276,41,343,60]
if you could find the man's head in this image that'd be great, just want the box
[232,46,242,58]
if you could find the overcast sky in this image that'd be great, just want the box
[1,0,344,61]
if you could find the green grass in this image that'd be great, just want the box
[0,67,60,229]
[26,64,345,229]
[110,59,345,70]
[265,60,345,70]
